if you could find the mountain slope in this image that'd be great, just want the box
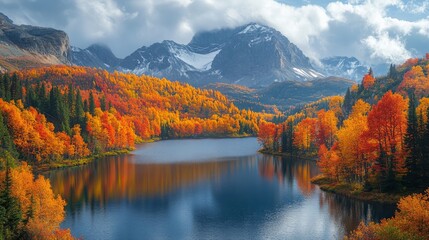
[205,77,354,111]
[117,23,324,87]
[258,76,354,108]
[0,13,356,111]
[0,13,69,71]
[70,44,121,71]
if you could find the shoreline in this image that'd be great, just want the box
[34,149,132,174]
[310,175,409,204]
[260,149,408,204]
[34,135,256,173]
[258,149,317,161]
[157,134,255,141]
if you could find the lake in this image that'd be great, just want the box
[46,138,396,240]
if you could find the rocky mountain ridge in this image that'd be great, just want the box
[0,13,69,71]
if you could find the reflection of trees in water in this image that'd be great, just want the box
[257,155,396,236]
[258,155,319,196]
[47,155,238,210]
[319,191,396,236]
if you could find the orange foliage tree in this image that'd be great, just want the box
[316,110,338,149]
[336,100,374,183]
[317,144,340,181]
[367,91,408,189]
[0,100,65,162]
[257,121,280,151]
[362,73,375,89]
[398,65,429,97]
[293,118,317,152]
[346,188,429,240]
[8,162,73,239]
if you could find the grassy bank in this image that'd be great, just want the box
[310,175,408,204]
[258,149,317,161]
[34,149,131,173]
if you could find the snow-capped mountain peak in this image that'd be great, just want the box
[320,56,369,82]
[73,23,325,87]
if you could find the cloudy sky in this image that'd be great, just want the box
[1,0,429,65]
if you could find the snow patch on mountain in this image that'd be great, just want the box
[70,46,82,52]
[239,23,269,34]
[172,48,220,71]
[293,68,324,79]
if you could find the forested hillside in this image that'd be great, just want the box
[258,55,429,239]
[0,66,267,167]
[0,65,269,239]
[259,54,429,193]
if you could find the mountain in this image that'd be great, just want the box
[70,44,121,71]
[0,13,352,110]
[0,13,69,71]
[320,56,369,82]
[116,23,324,87]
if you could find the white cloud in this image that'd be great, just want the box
[362,32,411,63]
[70,0,137,39]
[403,0,429,14]
[325,0,429,63]
[1,0,429,65]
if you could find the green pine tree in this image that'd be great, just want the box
[83,99,89,113]
[0,74,5,99]
[0,156,22,239]
[37,83,48,113]
[48,87,70,133]
[281,122,294,154]
[100,95,106,111]
[89,91,95,115]
[10,74,22,101]
[0,112,17,159]
[422,107,429,187]
[74,89,85,126]
[67,84,75,118]
[404,93,421,188]
[2,75,11,102]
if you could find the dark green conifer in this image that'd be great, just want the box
[404,92,421,188]
[89,91,95,115]
[0,156,22,239]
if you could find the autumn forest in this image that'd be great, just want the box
[0,51,428,239]
[0,65,270,239]
[258,55,429,239]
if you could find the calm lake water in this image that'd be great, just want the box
[46,138,396,240]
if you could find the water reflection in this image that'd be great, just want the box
[48,155,244,210]
[46,138,395,240]
[319,192,396,235]
[258,155,318,196]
